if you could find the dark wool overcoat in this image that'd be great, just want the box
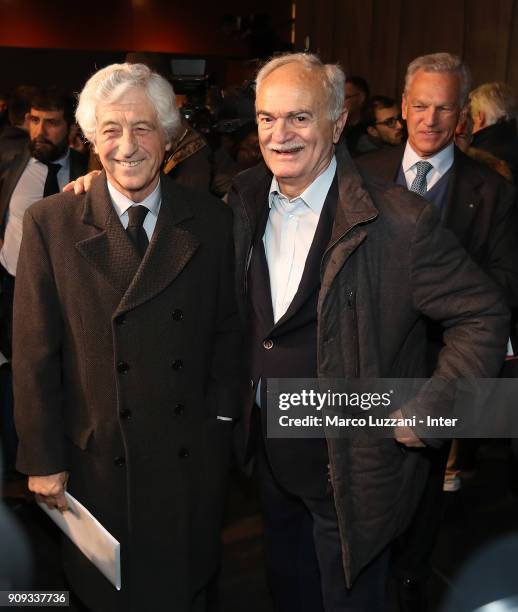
[13,173,242,612]
[228,145,509,587]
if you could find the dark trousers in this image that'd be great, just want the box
[256,433,390,612]
[0,266,14,359]
[392,442,451,580]
[0,267,16,476]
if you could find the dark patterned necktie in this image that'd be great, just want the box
[126,205,149,258]
[43,162,61,197]
[409,161,433,196]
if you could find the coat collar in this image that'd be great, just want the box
[330,144,379,245]
[76,172,199,315]
[233,145,379,244]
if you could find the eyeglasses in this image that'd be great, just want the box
[375,116,402,128]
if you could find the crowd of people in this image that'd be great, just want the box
[0,49,517,612]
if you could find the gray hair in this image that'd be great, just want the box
[404,52,472,107]
[76,63,181,144]
[255,53,345,121]
[470,82,516,126]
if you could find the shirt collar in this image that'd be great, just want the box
[31,148,71,170]
[107,179,162,218]
[402,141,454,175]
[268,155,337,214]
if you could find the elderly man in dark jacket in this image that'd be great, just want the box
[227,52,509,612]
[13,63,241,612]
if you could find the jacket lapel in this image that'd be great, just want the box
[75,172,141,295]
[272,178,338,331]
[442,148,481,245]
[249,203,275,329]
[320,146,378,298]
[0,150,31,231]
[76,174,200,314]
[114,176,199,316]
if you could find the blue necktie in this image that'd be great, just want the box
[410,161,433,196]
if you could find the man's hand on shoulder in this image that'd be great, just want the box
[63,170,101,195]
[28,471,69,512]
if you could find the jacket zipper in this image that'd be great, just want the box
[320,214,378,280]
[319,217,375,587]
[347,288,360,377]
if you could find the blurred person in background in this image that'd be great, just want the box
[470,82,518,184]
[0,88,88,483]
[212,85,261,197]
[0,86,36,167]
[342,75,370,153]
[353,95,404,156]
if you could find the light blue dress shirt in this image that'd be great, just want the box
[402,142,454,192]
[256,156,337,406]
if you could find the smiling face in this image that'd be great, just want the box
[256,63,347,198]
[94,87,170,202]
[402,69,461,158]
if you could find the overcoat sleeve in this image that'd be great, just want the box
[13,208,67,475]
[402,202,510,436]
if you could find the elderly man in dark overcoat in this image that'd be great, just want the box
[12,63,241,612]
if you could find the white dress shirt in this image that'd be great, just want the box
[0,151,71,276]
[402,142,454,192]
[264,156,337,323]
[107,179,161,242]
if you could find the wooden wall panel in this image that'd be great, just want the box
[295,0,518,102]
[314,0,337,61]
[397,0,465,88]
[506,3,518,94]
[368,0,402,98]
[464,0,514,86]
[334,0,374,78]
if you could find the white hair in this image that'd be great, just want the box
[76,63,181,144]
[470,82,516,126]
[404,52,472,107]
[255,53,345,121]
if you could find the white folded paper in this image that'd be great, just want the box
[0,351,7,367]
[38,491,121,590]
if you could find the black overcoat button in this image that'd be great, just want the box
[172,309,183,321]
[171,360,183,370]
[117,361,130,373]
[178,448,189,458]
[114,456,126,467]
[174,403,185,416]
[263,339,274,350]
[114,314,126,326]
[119,409,132,419]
